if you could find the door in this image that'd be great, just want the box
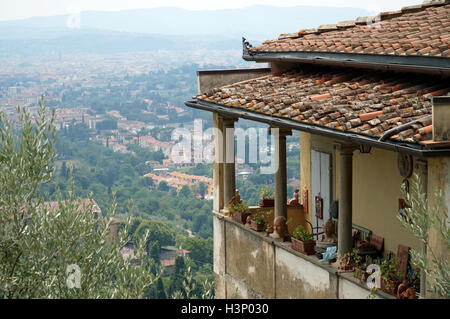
[311,149,331,232]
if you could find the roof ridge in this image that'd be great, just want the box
[277,0,450,41]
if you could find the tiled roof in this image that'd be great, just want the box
[195,65,450,144]
[250,1,450,58]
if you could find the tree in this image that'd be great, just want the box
[168,256,187,298]
[197,182,207,200]
[156,277,167,299]
[0,99,160,298]
[128,218,142,238]
[181,237,213,265]
[149,241,161,264]
[142,176,154,187]
[143,276,166,299]
[134,220,174,248]
[96,118,118,130]
[60,161,68,178]
[158,181,170,192]
[178,185,191,197]
[398,173,450,298]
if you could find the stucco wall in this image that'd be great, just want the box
[275,247,336,299]
[352,148,421,253]
[299,132,422,254]
[225,220,275,298]
[213,213,390,299]
[338,274,382,299]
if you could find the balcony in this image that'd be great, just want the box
[213,207,394,299]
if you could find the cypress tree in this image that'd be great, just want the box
[156,277,167,299]
[168,256,186,297]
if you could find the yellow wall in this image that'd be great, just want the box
[352,148,421,253]
[299,132,422,254]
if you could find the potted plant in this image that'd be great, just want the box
[259,187,274,207]
[291,225,316,255]
[230,201,250,224]
[350,252,370,285]
[378,257,404,296]
[250,212,269,232]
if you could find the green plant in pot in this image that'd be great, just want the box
[349,251,371,285]
[230,201,250,224]
[250,211,270,232]
[378,256,404,296]
[291,225,316,255]
[259,187,274,207]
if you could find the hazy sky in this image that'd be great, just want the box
[0,0,424,21]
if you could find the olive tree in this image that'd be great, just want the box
[398,173,449,298]
[0,98,160,298]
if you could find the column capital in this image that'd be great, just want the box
[219,116,238,127]
[269,126,292,137]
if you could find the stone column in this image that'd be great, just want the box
[270,126,292,219]
[213,113,224,212]
[338,145,356,256]
[223,117,238,206]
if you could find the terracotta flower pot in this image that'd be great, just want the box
[380,278,401,296]
[291,237,316,255]
[232,211,251,224]
[259,198,274,207]
[250,220,265,232]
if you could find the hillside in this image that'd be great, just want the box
[0,5,370,55]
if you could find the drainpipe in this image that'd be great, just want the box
[378,115,432,142]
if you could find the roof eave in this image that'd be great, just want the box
[185,99,450,158]
[243,51,450,76]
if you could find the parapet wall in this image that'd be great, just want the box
[213,212,392,299]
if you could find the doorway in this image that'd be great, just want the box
[311,149,332,232]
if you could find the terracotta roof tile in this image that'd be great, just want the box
[195,65,450,144]
[250,1,450,58]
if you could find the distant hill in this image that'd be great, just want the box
[0,5,371,55]
[0,30,243,56]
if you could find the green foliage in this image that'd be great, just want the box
[378,256,404,283]
[180,237,213,265]
[0,99,160,298]
[96,118,118,130]
[157,181,170,192]
[259,187,272,199]
[292,225,314,242]
[230,201,249,213]
[180,163,212,178]
[149,241,161,264]
[251,210,272,230]
[398,173,450,298]
[178,185,191,197]
[251,214,266,225]
[170,264,214,300]
[156,277,167,299]
[134,220,175,249]
[168,256,187,298]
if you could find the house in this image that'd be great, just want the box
[139,135,173,157]
[160,246,191,273]
[185,1,449,299]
